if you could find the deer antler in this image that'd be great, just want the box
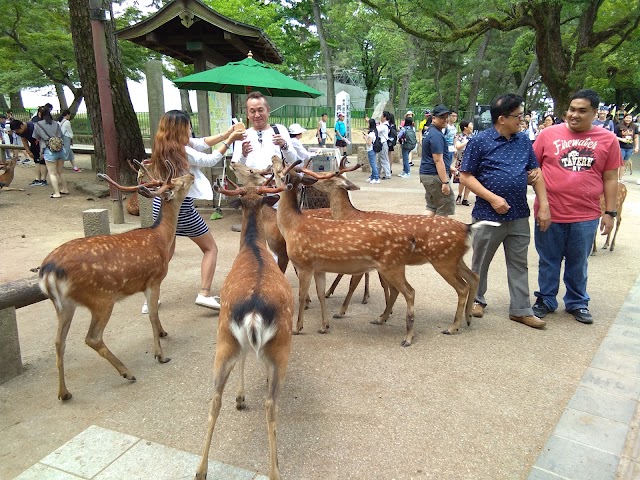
[339,155,362,173]
[97,173,164,192]
[133,159,157,183]
[283,159,303,176]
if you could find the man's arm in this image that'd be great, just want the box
[529,168,550,231]
[20,137,33,159]
[634,127,639,153]
[460,172,510,214]
[600,169,619,235]
[432,153,451,197]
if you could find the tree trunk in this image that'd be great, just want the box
[531,3,572,116]
[467,30,492,116]
[180,90,192,113]
[312,0,335,107]
[68,0,145,184]
[365,89,376,110]
[398,53,415,112]
[517,57,538,100]
[9,92,24,109]
[455,69,462,112]
[55,83,69,111]
[68,88,84,117]
[0,95,8,111]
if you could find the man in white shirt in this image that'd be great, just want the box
[376,111,391,179]
[231,91,297,170]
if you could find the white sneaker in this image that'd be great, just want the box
[141,299,161,314]
[365,177,372,183]
[370,179,380,184]
[636,178,640,185]
[195,294,221,310]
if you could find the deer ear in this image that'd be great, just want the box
[344,179,360,191]
[163,190,176,201]
[301,175,317,187]
[262,194,279,207]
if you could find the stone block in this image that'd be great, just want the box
[138,196,155,228]
[357,146,370,172]
[0,306,23,384]
[82,208,110,237]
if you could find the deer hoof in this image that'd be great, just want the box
[400,339,412,347]
[332,313,344,319]
[370,320,384,325]
[123,373,136,382]
[58,391,73,401]
[292,329,301,335]
[317,328,328,334]
[159,330,168,338]
[236,396,246,410]
[155,355,171,364]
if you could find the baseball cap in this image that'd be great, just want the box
[432,104,450,117]
[406,110,414,116]
[337,112,345,117]
[423,109,431,115]
[288,123,306,135]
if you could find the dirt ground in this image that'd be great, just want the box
[1,153,640,479]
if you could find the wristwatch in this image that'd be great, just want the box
[282,142,289,151]
[604,211,617,218]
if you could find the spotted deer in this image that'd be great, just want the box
[231,162,374,305]
[592,182,627,254]
[195,180,294,480]
[0,158,24,191]
[38,164,194,400]
[271,157,430,346]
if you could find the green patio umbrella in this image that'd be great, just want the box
[174,53,322,98]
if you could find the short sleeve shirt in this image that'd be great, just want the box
[615,122,639,150]
[419,125,450,176]
[460,127,538,222]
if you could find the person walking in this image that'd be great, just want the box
[334,112,348,156]
[376,111,392,179]
[397,116,417,178]
[316,112,332,147]
[453,119,473,206]
[144,110,246,313]
[33,107,67,198]
[532,89,622,325]
[419,104,455,217]
[460,93,550,329]
[614,113,639,182]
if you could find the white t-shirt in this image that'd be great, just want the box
[318,120,327,139]
[377,122,389,142]
[291,137,311,163]
[366,131,376,152]
[231,124,296,170]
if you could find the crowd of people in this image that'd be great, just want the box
[3,89,637,328]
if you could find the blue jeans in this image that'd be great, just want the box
[534,219,599,312]
[401,148,410,174]
[367,149,379,180]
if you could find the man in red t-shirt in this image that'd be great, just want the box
[532,89,622,325]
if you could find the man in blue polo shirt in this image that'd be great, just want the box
[460,93,551,329]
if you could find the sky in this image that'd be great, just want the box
[20,76,196,113]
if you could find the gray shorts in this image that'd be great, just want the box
[420,174,455,215]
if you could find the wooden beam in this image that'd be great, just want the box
[224,31,250,56]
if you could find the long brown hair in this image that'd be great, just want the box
[150,110,191,179]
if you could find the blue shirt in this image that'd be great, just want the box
[460,127,538,222]
[335,120,346,139]
[420,125,452,176]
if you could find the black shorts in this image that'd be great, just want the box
[336,139,347,147]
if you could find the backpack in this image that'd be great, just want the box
[387,123,398,151]
[401,127,417,151]
[372,131,383,153]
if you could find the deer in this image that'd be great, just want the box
[195,179,294,480]
[0,158,24,191]
[38,162,194,400]
[270,157,430,346]
[592,182,627,255]
[230,161,374,305]
[305,158,481,327]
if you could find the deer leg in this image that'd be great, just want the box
[264,357,287,480]
[55,301,76,401]
[591,233,598,256]
[380,269,415,346]
[379,272,390,310]
[334,274,363,318]
[432,260,470,335]
[295,270,313,334]
[314,272,330,333]
[85,303,135,381]
[362,272,370,304]
[236,355,247,410]
[195,352,239,480]
[145,286,169,363]
[458,260,479,326]
[609,217,621,252]
[371,280,399,325]
[325,274,343,298]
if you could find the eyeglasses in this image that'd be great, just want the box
[257,130,263,145]
[507,113,524,120]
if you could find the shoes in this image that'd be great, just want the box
[567,308,593,324]
[380,176,390,180]
[40,180,48,186]
[21,159,31,165]
[461,200,470,206]
[231,224,242,232]
[73,167,81,172]
[636,178,640,185]
[398,172,410,178]
[141,299,161,314]
[472,302,484,318]
[455,195,462,205]
[370,178,380,184]
[365,177,372,183]
[195,294,221,310]
[28,179,40,186]
[409,161,414,166]
[509,315,546,329]
[532,298,551,318]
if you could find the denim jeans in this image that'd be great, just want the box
[367,149,380,180]
[534,219,599,312]
[401,148,410,174]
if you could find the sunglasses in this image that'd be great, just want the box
[257,130,263,145]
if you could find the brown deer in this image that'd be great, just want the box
[231,162,373,305]
[592,182,627,254]
[195,179,293,480]
[0,158,24,191]
[271,157,427,346]
[306,160,480,327]
[38,164,194,400]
